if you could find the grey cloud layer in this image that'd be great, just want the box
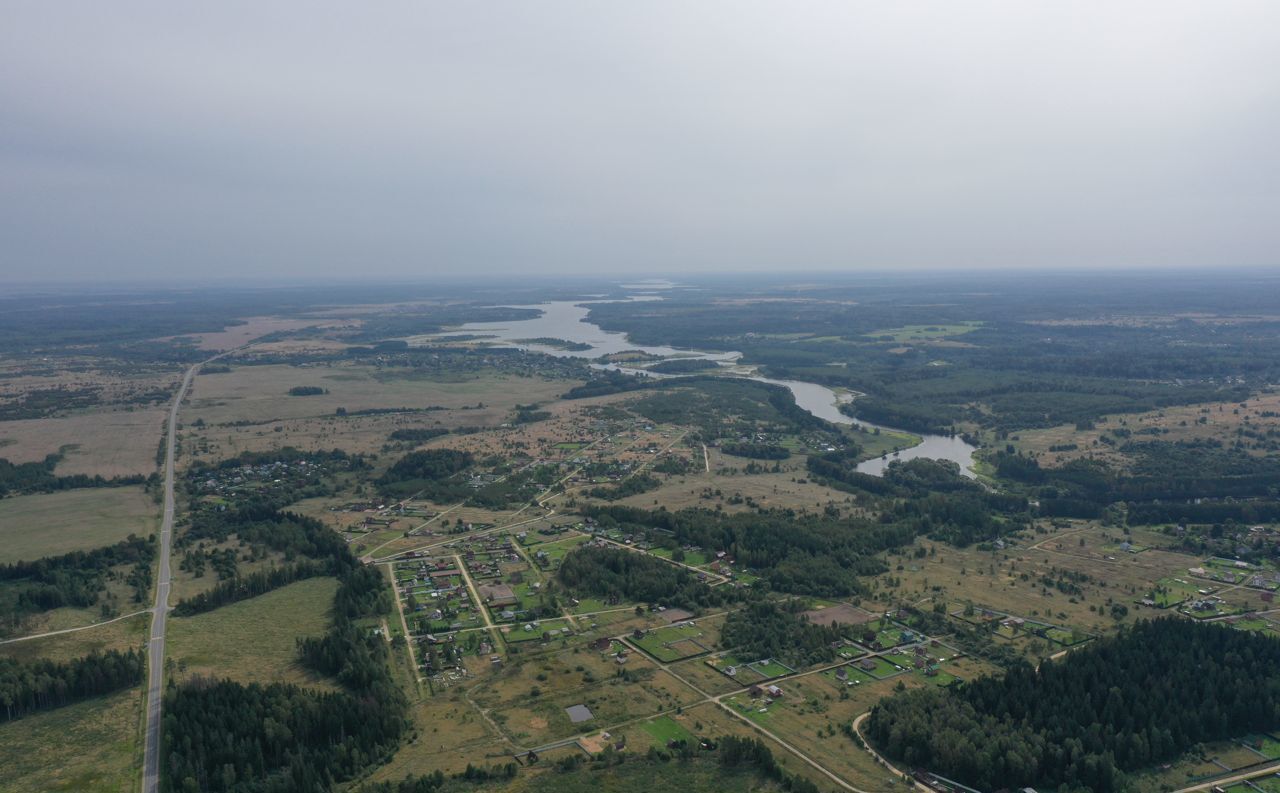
[2,1,1278,279]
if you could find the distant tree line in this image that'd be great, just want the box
[387,428,449,443]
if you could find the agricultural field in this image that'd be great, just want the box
[0,486,158,564]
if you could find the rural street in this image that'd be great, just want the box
[141,361,201,793]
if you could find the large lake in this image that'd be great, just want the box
[423,297,977,476]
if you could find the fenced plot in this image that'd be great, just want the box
[641,715,694,745]
[705,654,765,684]
[632,623,714,662]
[748,658,794,679]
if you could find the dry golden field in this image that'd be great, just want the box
[182,365,579,463]
[0,407,168,477]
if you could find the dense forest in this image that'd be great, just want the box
[360,734,819,793]
[864,619,1280,792]
[377,448,475,500]
[721,442,790,460]
[644,358,720,374]
[179,505,351,563]
[991,440,1280,526]
[581,501,942,593]
[720,600,844,668]
[564,375,836,444]
[0,648,143,722]
[556,545,726,611]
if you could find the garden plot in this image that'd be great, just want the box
[631,623,714,662]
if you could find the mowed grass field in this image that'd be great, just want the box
[0,486,159,563]
[166,576,339,687]
[0,686,142,792]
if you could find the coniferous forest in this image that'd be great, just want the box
[864,618,1280,792]
[0,649,144,722]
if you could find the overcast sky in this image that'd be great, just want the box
[1,2,1278,282]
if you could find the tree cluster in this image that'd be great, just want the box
[557,545,725,611]
[865,618,1280,792]
[0,649,143,722]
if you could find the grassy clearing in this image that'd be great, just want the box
[0,486,159,564]
[641,715,694,744]
[167,576,339,687]
[366,694,505,781]
[0,611,149,663]
[0,686,142,792]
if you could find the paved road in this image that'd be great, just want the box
[141,362,201,793]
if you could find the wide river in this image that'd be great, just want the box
[425,297,977,476]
